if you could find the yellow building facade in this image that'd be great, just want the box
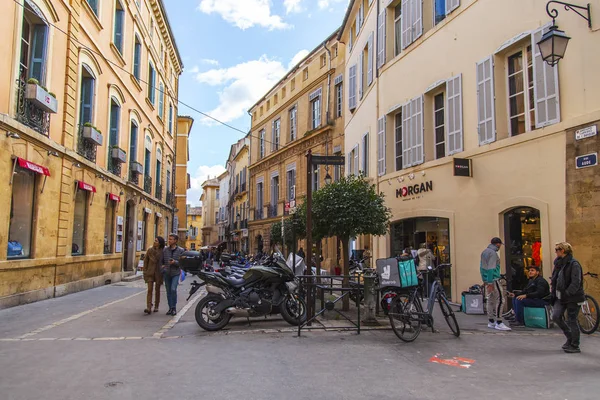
[248,31,346,271]
[339,0,600,299]
[200,176,220,247]
[226,136,250,253]
[185,205,202,250]
[175,115,193,246]
[0,0,182,307]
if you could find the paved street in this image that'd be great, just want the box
[1,280,599,400]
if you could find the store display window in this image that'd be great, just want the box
[8,167,35,259]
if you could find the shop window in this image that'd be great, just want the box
[104,200,116,253]
[8,168,35,259]
[72,189,88,256]
[503,207,542,292]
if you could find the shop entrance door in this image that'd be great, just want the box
[503,207,542,292]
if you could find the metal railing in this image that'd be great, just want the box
[166,191,173,205]
[267,203,278,218]
[255,207,264,220]
[241,219,248,229]
[108,157,121,177]
[129,170,139,185]
[241,182,247,193]
[76,125,97,163]
[144,175,152,194]
[15,77,50,136]
[155,182,163,201]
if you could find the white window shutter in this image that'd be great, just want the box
[412,95,424,165]
[271,121,275,151]
[356,13,360,34]
[413,0,423,40]
[359,51,364,100]
[354,145,359,176]
[367,32,374,86]
[377,10,386,69]
[377,116,386,176]
[446,74,463,154]
[532,26,560,128]
[401,0,412,50]
[446,0,460,14]
[402,102,412,168]
[476,56,496,145]
[348,64,357,110]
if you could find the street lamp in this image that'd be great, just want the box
[537,1,592,66]
[324,171,332,185]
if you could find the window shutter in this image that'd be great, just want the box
[347,152,352,176]
[359,51,364,100]
[401,0,412,50]
[412,95,424,165]
[354,146,359,176]
[355,13,360,35]
[402,102,412,168]
[30,25,48,83]
[446,0,460,14]
[532,26,561,128]
[377,10,386,69]
[377,117,386,176]
[367,32,374,86]
[348,64,357,110]
[271,121,275,151]
[114,9,124,51]
[446,74,463,154]
[476,56,496,145]
[413,0,423,41]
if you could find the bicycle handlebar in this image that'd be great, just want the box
[584,272,598,278]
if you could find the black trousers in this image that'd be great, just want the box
[552,302,580,346]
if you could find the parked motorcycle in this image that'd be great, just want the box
[180,251,306,331]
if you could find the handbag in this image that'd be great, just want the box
[179,269,186,283]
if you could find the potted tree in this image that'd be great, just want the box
[25,78,58,114]
[82,122,103,146]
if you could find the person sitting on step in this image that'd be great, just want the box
[506,265,550,326]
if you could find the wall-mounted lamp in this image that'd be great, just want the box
[537,1,592,66]
[47,150,60,157]
[6,132,20,139]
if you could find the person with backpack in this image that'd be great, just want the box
[551,242,585,353]
[480,237,511,331]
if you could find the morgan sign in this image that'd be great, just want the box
[396,181,433,198]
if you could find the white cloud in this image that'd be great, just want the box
[317,0,347,10]
[201,59,220,66]
[188,65,200,74]
[284,0,304,14]
[288,49,309,70]
[193,50,309,125]
[188,164,227,206]
[198,0,291,30]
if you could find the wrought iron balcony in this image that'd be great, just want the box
[108,157,121,177]
[241,182,247,193]
[129,171,139,185]
[166,191,173,205]
[144,175,152,195]
[155,182,163,201]
[267,203,278,218]
[241,219,248,229]
[15,77,52,136]
[255,207,264,220]
[76,125,100,163]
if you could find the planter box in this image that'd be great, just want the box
[111,147,127,163]
[130,161,143,174]
[25,83,58,114]
[82,126,103,146]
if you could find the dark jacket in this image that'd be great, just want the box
[522,275,550,299]
[555,254,585,304]
[163,245,185,278]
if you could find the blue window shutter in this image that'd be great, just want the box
[109,102,120,148]
[114,7,124,53]
[129,122,138,163]
[80,77,94,125]
[133,40,141,79]
[87,0,98,14]
[159,83,164,119]
[30,24,48,83]
[168,104,173,132]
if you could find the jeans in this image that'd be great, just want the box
[512,297,547,324]
[164,272,179,310]
[552,302,581,347]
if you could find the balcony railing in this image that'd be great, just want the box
[155,182,163,201]
[76,125,98,163]
[144,175,152,195]
[15,77,51,136]
[166,191,173,205]
[241,182,247,193]
[129,170,139,184]
[108,157,121,177]
[241,219,248,229]
[267,203,278,218]
[255,207,264,220]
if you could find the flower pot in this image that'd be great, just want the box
[25,83,58,114]
[111,147,127,163]
[82,126,103,146]
[130,161,143,174]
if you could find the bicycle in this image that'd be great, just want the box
[387,264,459,342]
[578,272,599,334]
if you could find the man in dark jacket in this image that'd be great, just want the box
[507,266,550,325]
[551,242,585,353]
[163,234,185,316]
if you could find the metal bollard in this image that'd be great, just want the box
[362,268,379,325]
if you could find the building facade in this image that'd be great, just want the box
[217,170,229,246]
[226,136,250,254]
[185,205,202,250]
[339,0,600,300]
[248,31,346,270]
[175,116,193,246]
[0,0,182,308]
[200,176,220,247]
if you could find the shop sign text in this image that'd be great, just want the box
[576,153,597,169]
[575,125,597,141]
[396,181,433,200]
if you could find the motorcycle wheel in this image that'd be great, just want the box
[280,294,307,326]
[195,294,231,331]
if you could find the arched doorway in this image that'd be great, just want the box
[503,207,542,292]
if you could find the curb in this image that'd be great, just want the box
[122,274,143,282]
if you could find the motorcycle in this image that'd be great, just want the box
[180,251,306,332]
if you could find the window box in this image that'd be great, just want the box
[25,83,58,114]
[111,147,127,163]
[82,125,103,146]
[130,161,143,174]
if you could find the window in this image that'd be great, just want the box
[377,117,386,176]
[86,0,99,15]
[394,3,402,57]
[216,188,220,200]
[402,95,424,168]
[20,4,49,84]
[282,87,286,99]
[72,189,88,256]
[259,129,265,158]
[266,100,270,111]
[8,167,35,259]
[434,93,445,159]
[129,121,138,164]
[366,32,374,87]
[291,78,296,91]
[401,0,423,50]
[362,133,369,175]
[313,166,319,192]
[333,44,339,58]
[309,88,322,129]
[109,98,121,149]
[168,103,173,134]
[192,215,196,221]
[348,64,357,110]
[133,36,142,80]
[274,94,278,105]
[150,18,154,39]
[271,176,279,209]
[114,1,125,54]
[507,48,535,136]
[272,119,280,151]
[104,200,115,253]
[320,54,326,68]
[348,146,359,176]
[289,106,297,141]
[477,56,495,145]
[155,148,162,194]
[166,164,171,194]
[336,82,343,118]
[191,243,196,250]
[260,106,264,116]
[144,136,152,178]
[394,112,403,171]
[286,169,296,200]
[79,65,95,126]
[349,24,354,51]
[257,182,264,217]
[303,68,308,81]
[148,62,156,104]
[435,0,446,25]
[377,10,387,68]
[158,82,165,119]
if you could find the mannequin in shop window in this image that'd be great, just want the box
[417,243,434,272]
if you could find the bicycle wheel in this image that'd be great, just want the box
[388,293,422,342]
[578,294,600,334]
[438,294,460,337]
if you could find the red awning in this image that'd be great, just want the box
[17,157,50,176]
[108,193,120,202]
[77,181,96,193]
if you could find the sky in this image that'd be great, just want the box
[162,0,349,206]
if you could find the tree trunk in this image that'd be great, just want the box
[341,236,350,311]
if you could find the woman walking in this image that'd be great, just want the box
[143,237,165,314]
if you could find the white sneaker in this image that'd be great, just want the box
[495,322,512,331]
[487,322,496,329]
